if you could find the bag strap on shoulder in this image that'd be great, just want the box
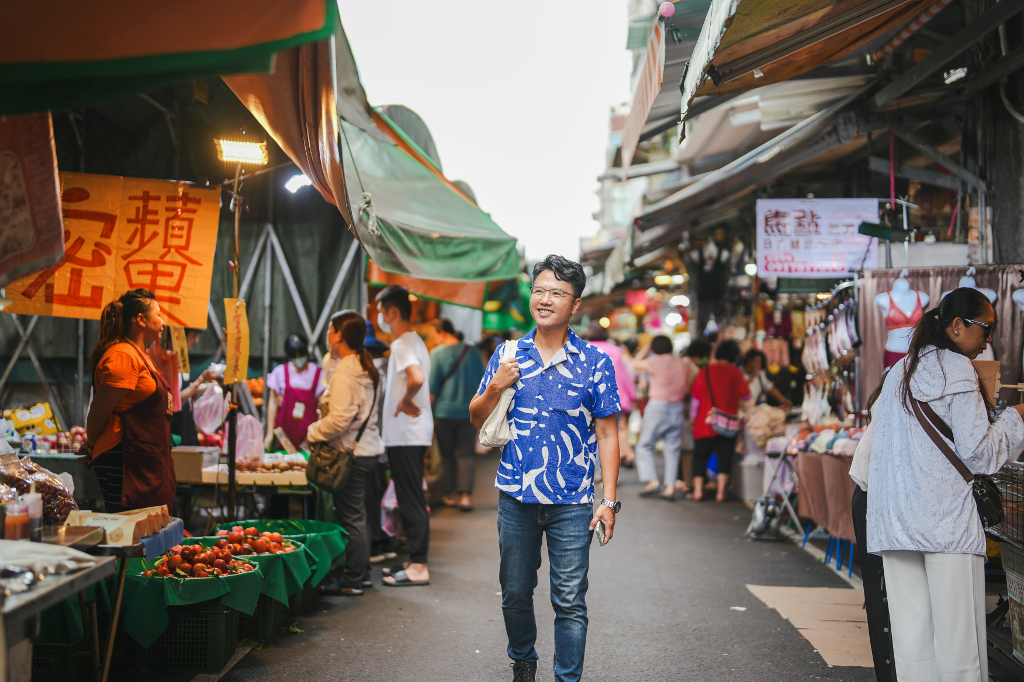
[911,397,973,483]
[704,366,717,409]
[437,344,471,394]
[353,382,378,445]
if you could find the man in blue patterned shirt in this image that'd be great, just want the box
[470,255,621,682]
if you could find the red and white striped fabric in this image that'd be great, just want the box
[621,22,666,178]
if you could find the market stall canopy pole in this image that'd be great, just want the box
[678,0,938,130]
[0,0,336,115]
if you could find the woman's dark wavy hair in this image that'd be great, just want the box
[339,315,380,388]
[899,287,994,414]
[89,289,157,377]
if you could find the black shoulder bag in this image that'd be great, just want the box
[307,380,378,494]
[911,397,1004,529]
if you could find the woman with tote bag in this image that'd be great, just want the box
[307,314,382,596]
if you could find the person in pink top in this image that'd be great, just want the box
[585,322,637,469]
[631,336,693,499]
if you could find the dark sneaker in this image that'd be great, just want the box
[510,661,537,682]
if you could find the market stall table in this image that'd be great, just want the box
[3,555,117,682]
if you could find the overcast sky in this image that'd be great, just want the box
[338,1,634,263]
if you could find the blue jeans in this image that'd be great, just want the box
[497,493,593,682]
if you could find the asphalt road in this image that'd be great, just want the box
[221,453,875,682]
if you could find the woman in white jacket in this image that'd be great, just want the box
[867,287,1024,681]
[307,314,382,596]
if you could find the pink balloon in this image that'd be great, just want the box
[659,1,675,17]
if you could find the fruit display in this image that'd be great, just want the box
[196,428,225,449]
[235,456,306,474]
[246,377,265,408]
[212,526,299,555]
[142,544,257,578]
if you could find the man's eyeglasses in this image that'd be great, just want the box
[530,286,575,301]
[964,318,995,336]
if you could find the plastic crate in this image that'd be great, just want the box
[287,580,319,615]
[993,462,1024,546]
[237,594,285,642]
[130,599,238,674]
[32,649,89,682]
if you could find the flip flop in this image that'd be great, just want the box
[382,570,430,587]
[381,562,408,576]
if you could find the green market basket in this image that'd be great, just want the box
[210,519,348,587]
[127,599,238,675]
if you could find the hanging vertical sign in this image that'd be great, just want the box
[223,299,249,385]
[3,172,220,326]
[168,326,190,376]
[756,198,879,278]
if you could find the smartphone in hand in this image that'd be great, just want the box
[595,520,607,546]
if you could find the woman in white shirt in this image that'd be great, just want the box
[867,287,1024,681]
[306,314,383,596]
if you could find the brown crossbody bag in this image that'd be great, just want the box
[911,397,1004,529]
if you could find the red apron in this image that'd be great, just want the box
[119,346,176,510]
[275,363,321,447]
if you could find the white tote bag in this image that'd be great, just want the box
[479,341,517,448]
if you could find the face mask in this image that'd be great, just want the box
[377,311,391,335]
[291,357,308,369]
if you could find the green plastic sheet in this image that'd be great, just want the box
[184,537,314,605]
[211,519,347,587]
[340,119,519,282]
[121,558,263,649]
[37,578,114,645]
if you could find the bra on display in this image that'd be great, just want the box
[885,292,924,330]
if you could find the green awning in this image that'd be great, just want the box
[0,1,336,115]
[340,119,520,282]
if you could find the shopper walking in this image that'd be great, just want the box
[430,318,485,512]
[306,314,382,596]
[263,333,324,451]
[584,321,636,468]
[739,348,792,408]
[377,286,434,586]
[470,255,621,682]
[867,288,1024,681]
[689,339,750,502]
[84,289,176,511]
[632,335,692,500]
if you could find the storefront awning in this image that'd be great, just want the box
[678,0,935,127]
[633,85,868,258]
[0,0,335,115]
[341,118,520,282]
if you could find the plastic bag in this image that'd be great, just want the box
[234,415,264,468]
[19,456,79,524]
[193,384,229,435]
[381,479,402,538]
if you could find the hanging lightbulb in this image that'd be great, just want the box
[744,263,758,277]
[285,174,313,193]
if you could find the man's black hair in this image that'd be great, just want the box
[650,335,673,355]
[532,255,586,299]
[684,338,712,359]
[375,285,412,321]
[284,333,309,359]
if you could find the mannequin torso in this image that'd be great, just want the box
[874,274,929,352]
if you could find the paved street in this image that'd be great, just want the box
[224,453,874,682]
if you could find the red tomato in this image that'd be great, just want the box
[232,526,243,532]
[283,546,295,553]
[192,562,208,573]
[231,544,243,555]
[210,567,222,576]
[143,570,154,577]
[215,529,229,536]
[194,571,209,578]
[251,539,268,554]
[156,566,169,576]
[215,540,228,549]
[214,559,227,571]
[244,527,259,537]
[269,532,284,544]
[180,562,192,575]
[166,555,183,570]
[227,532,244,544]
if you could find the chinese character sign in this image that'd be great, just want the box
[4,172,220,326]
[756,199,879,279]
[169,326,191,377]
[223,299,249,385]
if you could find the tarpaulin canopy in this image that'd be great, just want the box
[365,259,490,309]
[679,0,934,126]
[634,85,868,258]
[341,118,520,282]
[0,0,336,115]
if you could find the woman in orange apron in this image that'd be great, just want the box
[83,289,176,512]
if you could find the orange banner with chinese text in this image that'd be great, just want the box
[223,299,249,385]
[4,172,220,327]
[169,326,190,376]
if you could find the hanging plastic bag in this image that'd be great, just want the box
[381,478,402,538]
[234,414,264,468]
[193,384,229,435]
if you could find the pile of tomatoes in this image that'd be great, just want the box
[142,544,257,579]
[212,526,297,555]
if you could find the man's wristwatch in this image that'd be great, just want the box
[600,499,621,514]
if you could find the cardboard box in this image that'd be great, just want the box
[65,510,150,545]
[173,447,220,484]
[10,403,54,434]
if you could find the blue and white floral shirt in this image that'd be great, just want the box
[478,328,620,504]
